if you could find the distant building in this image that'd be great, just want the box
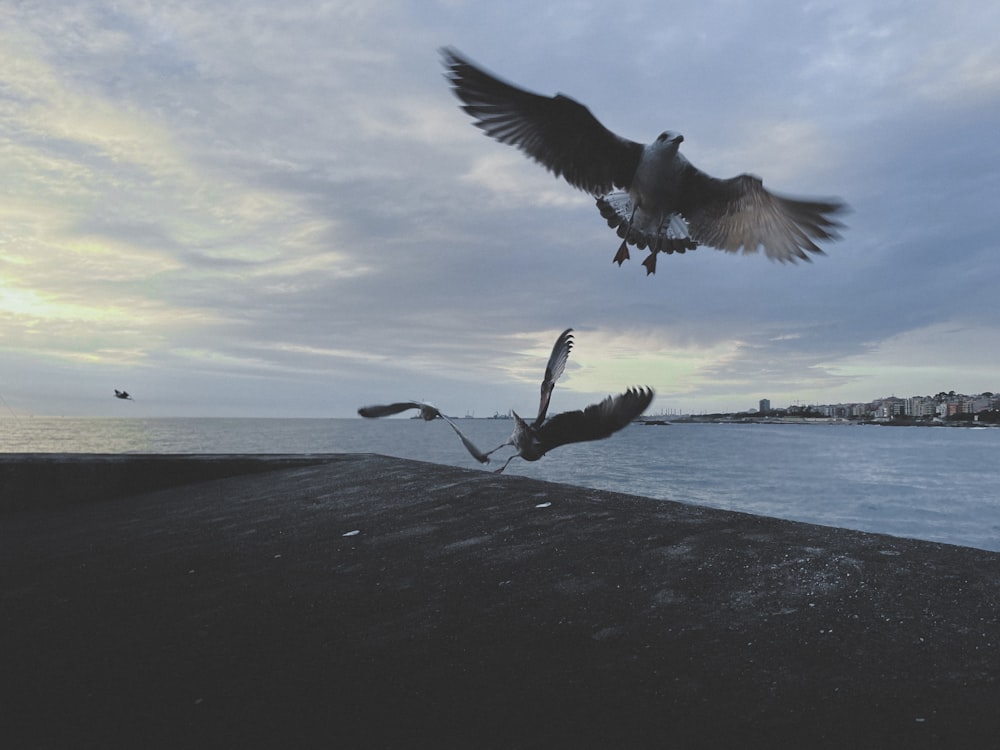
[907,397,937,418]
[946,401,974,417]
[759,398,771,414]
[971,397,993,413]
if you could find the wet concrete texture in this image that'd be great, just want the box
[2,454,999,748]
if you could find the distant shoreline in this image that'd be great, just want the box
[661,417,999,428]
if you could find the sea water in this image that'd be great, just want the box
[3,417,999,552]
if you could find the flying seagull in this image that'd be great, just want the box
[441,47,846,275]
[114,389,133,401]
[357,400,490,464]
[477,328,654,473]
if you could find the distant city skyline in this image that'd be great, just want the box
[629,389,999,419]
[753,389,999,419]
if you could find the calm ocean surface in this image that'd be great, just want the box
[4,417,1000,552]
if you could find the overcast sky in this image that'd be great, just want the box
[2,0,998,418]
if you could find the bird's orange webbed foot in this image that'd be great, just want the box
[613,240,630,266]
[642,251,658,275]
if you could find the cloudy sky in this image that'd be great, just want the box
[2,0,998,418]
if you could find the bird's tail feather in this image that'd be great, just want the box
[597,193,697,253]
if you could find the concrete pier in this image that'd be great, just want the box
[2,454,999,748]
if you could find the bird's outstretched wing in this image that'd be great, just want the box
[678,165,846,263]
[535,328,574,426]
[437,414,491,464]
[536,387,654,453]
[441,47,643,196]
[358,401,488,463]
[358,401,439,418]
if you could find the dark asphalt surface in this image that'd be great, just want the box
[2,454,999,748]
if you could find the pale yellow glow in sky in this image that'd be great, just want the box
[498,328,744,405]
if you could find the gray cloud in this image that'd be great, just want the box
[2,0,998,418]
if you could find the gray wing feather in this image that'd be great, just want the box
[442,47,643,196]
[438,414,491,464]
[535,328,574,426]
[358,402,433,418]
[536,387,654,452]
[679,167,846,262]
[358,401,488,463]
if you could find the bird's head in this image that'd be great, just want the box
[653,131,684,157]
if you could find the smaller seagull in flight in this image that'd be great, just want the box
[478,329,653,473]
[442,47,846,275]
[358,400,490,464]
[358,330,653,473]
[114,389,133,401]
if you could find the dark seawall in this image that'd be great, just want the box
[2,454,999,748]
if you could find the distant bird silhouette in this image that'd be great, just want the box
[477,328,653,473]
[442,47,846,275]
[114,389,133,401]
[358,401,489,464]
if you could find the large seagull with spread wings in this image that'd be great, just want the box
[442,47,846,275]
